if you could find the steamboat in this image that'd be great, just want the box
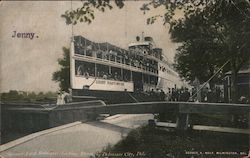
[70,34,185,103]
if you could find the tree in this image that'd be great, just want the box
[170,0,250,102]
[169,8,228,88]
[52,47,70,92]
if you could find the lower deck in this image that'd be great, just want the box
[72,89,164,104]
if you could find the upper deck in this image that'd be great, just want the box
[73,36,161,76]
[128,36,163,60]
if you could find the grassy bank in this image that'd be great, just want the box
[95,125,249,158]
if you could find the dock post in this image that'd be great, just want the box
[0,103,1,145]
[176,113,189,130]
[248,112,250,157]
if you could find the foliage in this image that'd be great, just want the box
[52,47,70,92]
[171,0,250,82]
[61,0,221,25]
[170,10,229,84]
[95,125,248,158]
[0,90,57,102]
[170,1,250,102]
[61,0,125,25]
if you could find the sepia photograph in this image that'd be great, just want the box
[0,0,250,158]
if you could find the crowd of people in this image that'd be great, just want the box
[76,65,131,82]
[56,87,247,105]
[144,86,226,103]
[153,86,249,104]
[75,60,159,84]
[200,87,223,103]
[56,90,72,105]
[75,42,159,74]
[144,88,191,102]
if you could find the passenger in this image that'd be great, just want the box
[239,96,248,104]
[117,75,122,81]
[108,73,112,80]
[114,72,118,80]
[68,89,73,102]
[77,66,83,75]
[63,91,72,103]
[150,89,157,100]
[83,71,89,79]
[124,75,128,81]
[170,88,174,101]
[97,71,101,78]
[207,89,213,103]
[179,90,184,101]
[189,88,197,102]
[103,74,108,79]
[215,87,221,102]
[150,89,154,96]
[168,88,171,95]
[164,88,171,101]
[159,89,165,101]
[56,91,65,105]
[171,88,178,101]
[97,51,102,59]
[155,88,160,99]
[180,88,190,101]
[202,87,209,102]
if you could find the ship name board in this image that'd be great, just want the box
[96,80,125,86]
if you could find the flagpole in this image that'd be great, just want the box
[69,0,74,92]
[71,0,74,41]
[84,38,86,55]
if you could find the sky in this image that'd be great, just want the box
[0,1,179,93]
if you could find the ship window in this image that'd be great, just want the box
[106,54,110,61]
[75,60,95,77]
[75,61,83,75]
[132,72,143,91]
[96,64,109,79]
[86,49,92,57]
[125,58,130,65]
[76,65,83,75]
[111,67,122,81]
[79,48,85,55]
[110,54,115,62]
[96,51,102,59]
[85,62,95,77]
[117,55,122,63]
[74,44,85,55]
[123,69,131,82]
[143,74,149,84]
[150,75,157,85]
[74,45,79,54]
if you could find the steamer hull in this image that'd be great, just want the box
[70,35,185,103]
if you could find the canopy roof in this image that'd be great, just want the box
[74,36,128,53]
